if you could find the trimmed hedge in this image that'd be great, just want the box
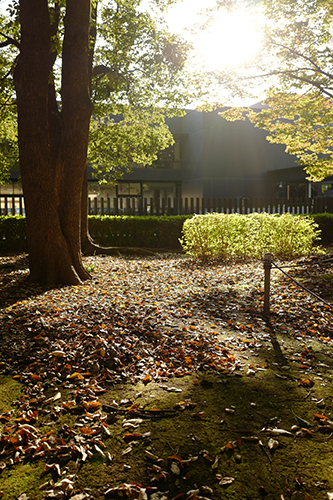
[0,215,27,252]
[0,215,190,252]
[88,215,190,249]
[1,213,332,253]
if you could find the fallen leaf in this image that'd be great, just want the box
[298,377,315,388]
[170,462,181,475]
[313,413,329,420]
[294,415,311,428]
[44,463,61,476]
[219,477,235,486]
[168,455,183,463]
[268,438,279,450]
[265,428,293,437]
[123,432,143,440]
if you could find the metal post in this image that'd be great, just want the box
[263,253,272,315]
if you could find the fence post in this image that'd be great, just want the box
[264,252,272,315]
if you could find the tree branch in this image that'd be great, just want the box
[288,74,333,97]
[92,64,123,79]
[242,67,333,97]
[0,32,20,49]
[270,39,333,81]
[0,66,13,81]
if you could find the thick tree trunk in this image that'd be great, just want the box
[14,0,93,285]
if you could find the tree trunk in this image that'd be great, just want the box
[14,0,93,285]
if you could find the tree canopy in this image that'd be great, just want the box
[214,0,333,181]
[87,0,197,180]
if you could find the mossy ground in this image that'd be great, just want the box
[1,333,333,499]
[88,334,333,500]
[0,376,21,413]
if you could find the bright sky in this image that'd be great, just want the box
[162,0,265,105]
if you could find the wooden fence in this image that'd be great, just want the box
[1,193,333,216]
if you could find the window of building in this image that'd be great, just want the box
[88,181,116,199]
[152,135,184,169]
[117,183,141,196]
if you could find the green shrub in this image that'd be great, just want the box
[0,215,27,252]
[0,215,190,252]
[309,213,333,245]
[180,213,321,260]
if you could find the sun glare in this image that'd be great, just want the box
[164,1,262,71]
[196,11,262,70]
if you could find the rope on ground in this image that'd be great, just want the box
[272,261,333,312]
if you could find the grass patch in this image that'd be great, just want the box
[0,376,22,413]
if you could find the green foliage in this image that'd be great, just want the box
[84,262,95,272]
[0,215,27,252]
[0,12,19,184]
[0,215,188,252]
[180,213,321,260]
[88,215,189,249]
[0,0,197,185]
[3,213,330,253]
[88,108,175,182]
[0,119,18,184]
[310,213,333,245]
[221,91,333,181]
[87,0,193,180]
[248,92,333,181]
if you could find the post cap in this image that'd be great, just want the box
[264,252,272,262]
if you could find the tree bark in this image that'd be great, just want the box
[14,0,93,285]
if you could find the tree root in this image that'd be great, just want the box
[81,237,156,257]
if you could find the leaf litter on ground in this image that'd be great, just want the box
[0,252,333,499]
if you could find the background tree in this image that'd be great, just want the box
[213,0,333,181]
[0,0,197,284]
[0,10,19,183]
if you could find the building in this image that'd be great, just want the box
[87,106,332,207]
[2,106,333,210]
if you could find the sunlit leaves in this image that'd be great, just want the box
[181,212,321,260]
[88,107,175,180]
[0,0,196,186]
[87,0,194,180]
